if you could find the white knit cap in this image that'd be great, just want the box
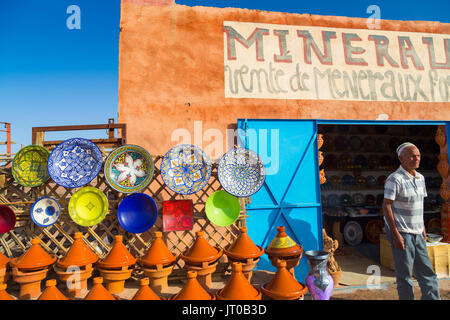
[396,142,416,156]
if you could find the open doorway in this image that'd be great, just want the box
[318,124,443,285]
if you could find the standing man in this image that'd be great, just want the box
[382,142,440,300]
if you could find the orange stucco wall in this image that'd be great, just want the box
[118,1,450,156]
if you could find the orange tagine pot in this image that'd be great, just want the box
[132,278,163,300]
[0,251,10,284]
[97,235,136,294]
[139,232,177,293]
[216,262,261,300]
[0,283,15,300]
[54,232,99,298]
[170,271,215,300]
[38,279,70,300]
[10,238,56,299]
[84,277,118,300]
[261,260,308,300]
[265,226,303,278]
[181,231,223,289]
[224,227,264,281]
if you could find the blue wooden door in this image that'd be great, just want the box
[237,119,323,282]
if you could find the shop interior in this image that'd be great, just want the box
[318,124,442,283]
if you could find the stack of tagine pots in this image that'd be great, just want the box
[260,259,308,300]
[10,238,56,299]
[132,278,163,300]
[181,231,223,290]
[54,232,99,298]
[84,277,118,300]
[170,271,215,300]
[0,251,10,284]
[96,235,136,294]
[38,279,69,300]
[265,226,303,279]
[216,262,261,300]
[224,227,264,281]
[138,231,177,293]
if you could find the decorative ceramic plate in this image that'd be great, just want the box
[68,187,108,227]
[205,190,240,227]
[117,193,158,233]
[104,145,154,193]
[163,200,193,232]
[349,136,363,151]
[365,219,385,244]
[218,148,265,197]
[48,138,103,188]
[0,205,16,234]
[11,145,50,187]
[343,221,363,246]
[160,144,212,195]
[30,197,61,227]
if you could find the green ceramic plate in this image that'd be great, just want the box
[11,145,50,187]
[205,190,240,227]
[68,187,108,227]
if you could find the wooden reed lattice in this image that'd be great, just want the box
[0,154,247,279]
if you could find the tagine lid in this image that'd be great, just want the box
[0,251,9,269]
[261,260,308,299]
[224,227,264,260]
[10,238,56,271]
[38,279,70,300]
[132,278,162,300]
[170,271,214,300]
[57,232,99,268]
[216,262,261,300]
[84,277,117,300]
[97,235,137,269]
[139,232,177,268]
[264,226,303,257]
[181,231,223,265]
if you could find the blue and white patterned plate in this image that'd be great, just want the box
[160,144,212,195]
[30,197,61,227]
[47,138,103,188]
[218,148,265,197]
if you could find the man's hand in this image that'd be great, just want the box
[392,230,405,251]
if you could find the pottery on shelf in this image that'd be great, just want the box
[139,231,177,293]
[265,226,303,279]
[170,271,215,300]
[84,277,118,300]
[0,283,14,300]
[181,231,223,289]
[54,232,99,298]
[96,235,136,294]
[261,259,308,300]
[10,238,56,299]
[0,251,10,284]
[132,278,163,300]
[38,279,69,300]
[304,250,334,300]
[224,227,264,281]
[216,262,261,300]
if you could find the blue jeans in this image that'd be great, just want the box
[385,224,441,300]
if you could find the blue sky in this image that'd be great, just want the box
[0,0,449,155]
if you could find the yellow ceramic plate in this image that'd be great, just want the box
[68,187,108,227]
[11,145,50,187]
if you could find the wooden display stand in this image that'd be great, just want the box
[380,233,450,278]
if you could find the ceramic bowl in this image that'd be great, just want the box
[104,144,154,193]
[11,145,50,187]
[426,233,443,243]
[47,138,103,188]
[218,147,265,197]
[117,193,158,233]
[160,144,212,195]
[68,187,108,227]
[0,205,16,233]
[205,190,240,227]
[30,197,61,227]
